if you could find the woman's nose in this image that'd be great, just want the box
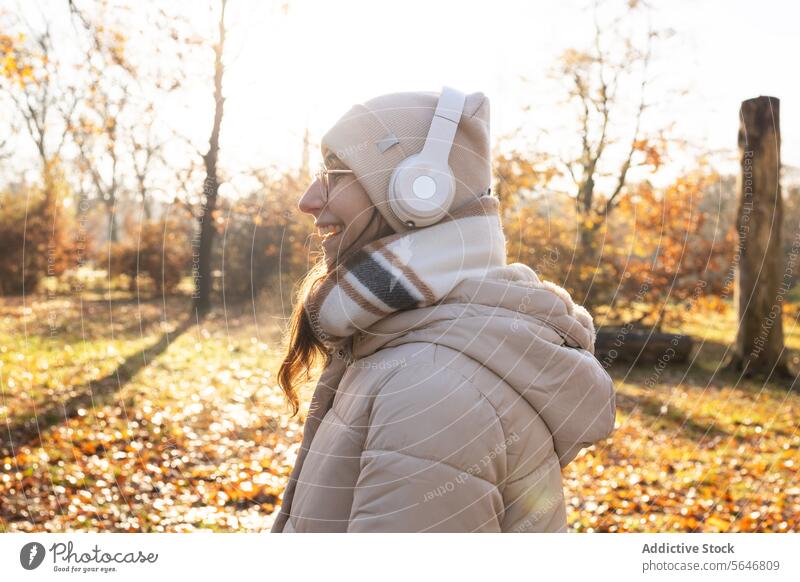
[298,178,324,216]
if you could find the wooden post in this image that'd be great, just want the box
[726,96,792,379]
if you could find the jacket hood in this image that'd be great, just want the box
[351,262,616,467]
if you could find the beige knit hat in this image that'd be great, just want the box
[320,89,491,233]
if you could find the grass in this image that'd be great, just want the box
[1,293,314,532]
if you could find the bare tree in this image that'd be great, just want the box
[130,106,165,221]
[527,0,672,307]
[68,1,184,239]
[193,0,228,316]
[72,88,129,242]
[0,12,78,292]
[0,18,75,196]
[553,1,666,219]
[66,1,140,243]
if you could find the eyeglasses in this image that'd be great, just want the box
[315,163,354,203]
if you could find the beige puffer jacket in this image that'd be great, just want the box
[271,263,616,532]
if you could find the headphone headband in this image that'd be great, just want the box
[419,86,466,165]
[386,86,467,229]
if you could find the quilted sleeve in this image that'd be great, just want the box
[347,363,507,532]
[551,352,617,468]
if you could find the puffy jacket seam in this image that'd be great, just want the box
[504,454,560,487]
[361,448,498,488]
[327,407,368,434]
[422,311,581,349]
[429,347,510,434]
[430,346,510,494]
[367,353,507,491]
[409,352,508,450]
[335,360,411,427]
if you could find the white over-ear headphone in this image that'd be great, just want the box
[387,86,466,228]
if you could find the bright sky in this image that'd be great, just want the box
[211,0,800,180]
[5,0,800,193]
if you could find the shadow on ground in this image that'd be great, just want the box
[1,316,195,455]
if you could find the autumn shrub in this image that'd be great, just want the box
[0,173,73,295]
[501,165,733,328]
[105,218,192,293]
[604,170,734,328]
[214,172,315,304]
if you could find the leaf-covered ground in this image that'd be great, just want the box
[1,295,310,532]
[568,309,800,532]
[1,295,798,532]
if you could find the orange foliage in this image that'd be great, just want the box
[0,165,75,295]
[499,153,733,327]
[606,168,734,326]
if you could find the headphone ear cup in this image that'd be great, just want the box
[388,156,455,228]
[385,86,466,228]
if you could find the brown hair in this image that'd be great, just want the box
[277,205,392,416]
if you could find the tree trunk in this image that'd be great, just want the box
[192,0,227,316]
[595,328,693,364]
[105,198,118,243]
[138,177,152,220]
[725,96,792,379]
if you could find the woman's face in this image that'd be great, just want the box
[298,154,388,269]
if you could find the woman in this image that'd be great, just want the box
[271,88,616,533]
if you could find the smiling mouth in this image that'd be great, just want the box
[317,224,343,241]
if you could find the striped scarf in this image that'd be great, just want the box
[303,194,507,352]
